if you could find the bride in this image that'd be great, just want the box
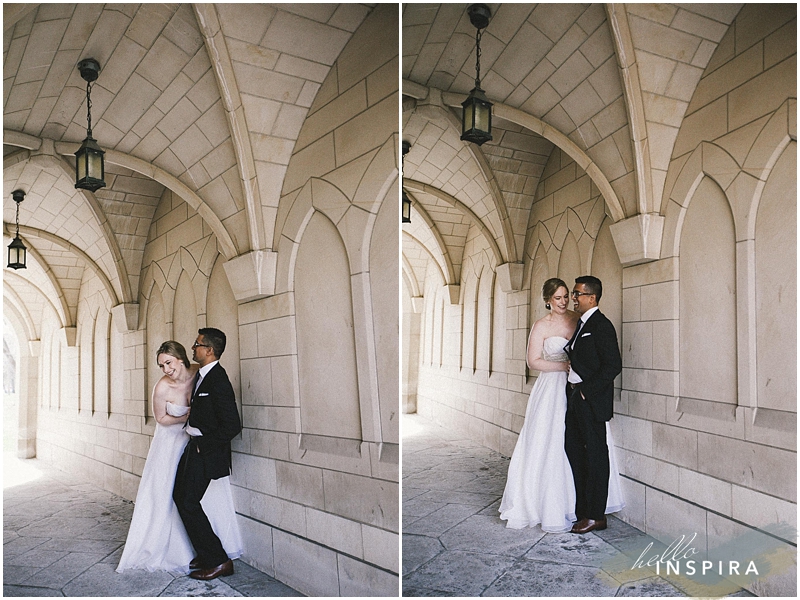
[499,278,624,532]
[116,341,242,573]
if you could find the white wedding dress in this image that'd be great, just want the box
[116,402,242,574]
[499,335,625,532]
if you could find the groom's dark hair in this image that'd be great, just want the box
[199,327,226,358]
[575,275,603,303]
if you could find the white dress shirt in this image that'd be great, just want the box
[186,360,219,437]
[568,306,599,384]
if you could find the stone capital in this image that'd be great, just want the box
[222,250,278,302]
[112,303,140,332]
[609,213,664,266]
[445,284,460,304]
[496,262,524,292]
[61,327,77,347]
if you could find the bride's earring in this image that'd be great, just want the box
[545,303,551,310]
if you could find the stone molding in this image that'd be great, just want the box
[222,250,278,302]
[112,303,140,332]
[609,213,665,266]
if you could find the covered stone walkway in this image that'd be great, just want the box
[3,455,302,597]
[402,414,754,597]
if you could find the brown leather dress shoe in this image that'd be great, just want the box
[189,557,202,570]
[571,518,607,534]
[189,559,234,580]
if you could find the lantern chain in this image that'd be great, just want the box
[85,80,93,138]
[474,27,483,88]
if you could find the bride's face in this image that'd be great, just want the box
[157,353,185,381]
[549,286,570,314]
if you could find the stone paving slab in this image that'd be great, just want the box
[3,455,303,597]
[402,414,756,598]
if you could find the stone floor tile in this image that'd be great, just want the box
[402,503,481,537]
[62,563,175,597]
[3,584,63,596]
[523,530,620,567]
[403,550,517,596]
[617,575,686,596]
[24,552,108,589]
[37,538,123,555]
[5,547,69,568]
[403,468,479,491]
[159,575,243,596]
[403,513,422,528]
[478,498,502,516]
[402,534,444,576]
[440,514,546,557]
[403,497,447,518]
[417,489,498,508]
[401,584,459,596]
[482,558,620,596]
[3,535,50,557]
[2,565,45,585]
[231,578,304,597]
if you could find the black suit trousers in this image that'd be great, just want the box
[565,384,609,521]
[173,438,228,567]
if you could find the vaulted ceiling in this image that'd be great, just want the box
[402,3,743,292]
[4,3,373,331]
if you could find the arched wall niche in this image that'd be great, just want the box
[460,270,478,373]
[754,142,796,412]
[592,218,623,349]
[94,308,110,416]
[491,276,506,375]
[527,244,550,379]
[173,271,198,357]
[146,286,168,420]
[476,266,495,374]
[679,176,737,405]
[369,184,399,445]
[558,232,581,284]
[78,305,96,414]
[295,211,361,442]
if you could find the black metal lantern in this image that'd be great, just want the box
[402,190,412,223]
[401,140,411,223]
[7,190,27,270]
[461,4,493,146]
[75,58,106,192]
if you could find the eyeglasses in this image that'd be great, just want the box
[192,342,210,349]
[571,291,594,298]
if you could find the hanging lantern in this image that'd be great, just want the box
[402,190,412,223]
[75,58,106,192]
[461,4,493,146]
[7,190,27,270]
[401,140,411,223]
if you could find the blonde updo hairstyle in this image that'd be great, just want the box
[156,340,191,368]
[542,277,568,311]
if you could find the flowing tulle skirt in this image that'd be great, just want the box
[116,421,242,574]
[499,370,625,532]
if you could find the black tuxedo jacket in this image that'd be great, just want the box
[188,362,242,480]
[564,309,622,422]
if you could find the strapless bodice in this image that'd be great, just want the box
[165,402,189,417]
[542,336,569,362]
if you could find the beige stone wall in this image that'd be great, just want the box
[613,7,796,594]
[229,6,399,596]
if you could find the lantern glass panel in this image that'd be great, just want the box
[475,101,490,131]
[76,151,86,180]
[463,102,474,132]
[88,149,103,180]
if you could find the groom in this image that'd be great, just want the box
[173,327,241,580]
[564,276,622,534]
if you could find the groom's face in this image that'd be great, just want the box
[572,284,596,314]
[192,335,213,365]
